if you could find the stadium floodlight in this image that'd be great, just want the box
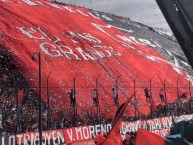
[31,52,42,145]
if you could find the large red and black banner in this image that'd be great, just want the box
[0,0,191,119]
[1,115,193,145]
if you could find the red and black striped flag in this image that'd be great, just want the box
[102,93,135,145]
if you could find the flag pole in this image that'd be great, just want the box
[115,75,121,110]
[32,52,42,145]
[133,76,138,119]
[47,71,52,130]
[176,78,180,116]
[15,74,20,134]
[73,73,78,126]
[149,76,154,118]
[164,80,167,117]
[95,74,101,121]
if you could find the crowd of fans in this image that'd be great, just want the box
[1,51,193,140]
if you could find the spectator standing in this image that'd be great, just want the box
[144,87,151,103]
[159,88,165,103]
[93,89,98,106]
[112,88,118,105]
[68,89,76,107]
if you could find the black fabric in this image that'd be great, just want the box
[156,0,193,69]
[165,138,191,145]
[184,120,193,142]
[114,103,125,122]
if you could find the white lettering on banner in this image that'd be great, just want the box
[82,127,90,140]
[67,124,112,142]
[9,135,15,145]
[24,133,30,145]
[116,35,140,46]
[95,124,101,135]
[76,47,95,60]
[174,114,193,123]
[22,0,37,6]
[58,45,81,60]
[45,132,51,145]
[56,132,65,144]
[89,126,95,139]
[151,128,170,137]
[30,133,34,145]
[12,131,65,145]
[92,23,185,74]
[147,120,154,131]
[40,42,63,58]
[51,4,99,20]
[63,6,77,13]
[17,27,45,40]
[0,115,184,145]
[1,137,4,145]
[17,134,23,145]
[162,117,172,128]
[121,116,173,135]
[52,131,57,145]
[1,115,193,145]
[107,124,112,132]
[75,127,83,140]
[42,133,47,145]
[17,26,121,61]
[91,23,136,49]
[66,31,101,44]
[67,129,73,141]
[76,10,89,16]
[48,3,63,10]
[142,120,148,130]
[33,133,39,145]
[88,12,100,19]
[154,118,162,130]
[65,124,113,142]
[88,46,105,58]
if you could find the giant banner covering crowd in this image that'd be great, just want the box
[1,0,193,144]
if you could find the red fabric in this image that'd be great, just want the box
[17,90,24,105]
[134,129,165,145]
[51,111,63,120]
[103,93,135,145]
[103,119,122,145]
[125,134,131,141]
[94,134,106,145]
[0,0,190,118]
[2,74,8,82]
[152,99,157,112]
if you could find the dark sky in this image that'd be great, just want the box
[59,0,172,32]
